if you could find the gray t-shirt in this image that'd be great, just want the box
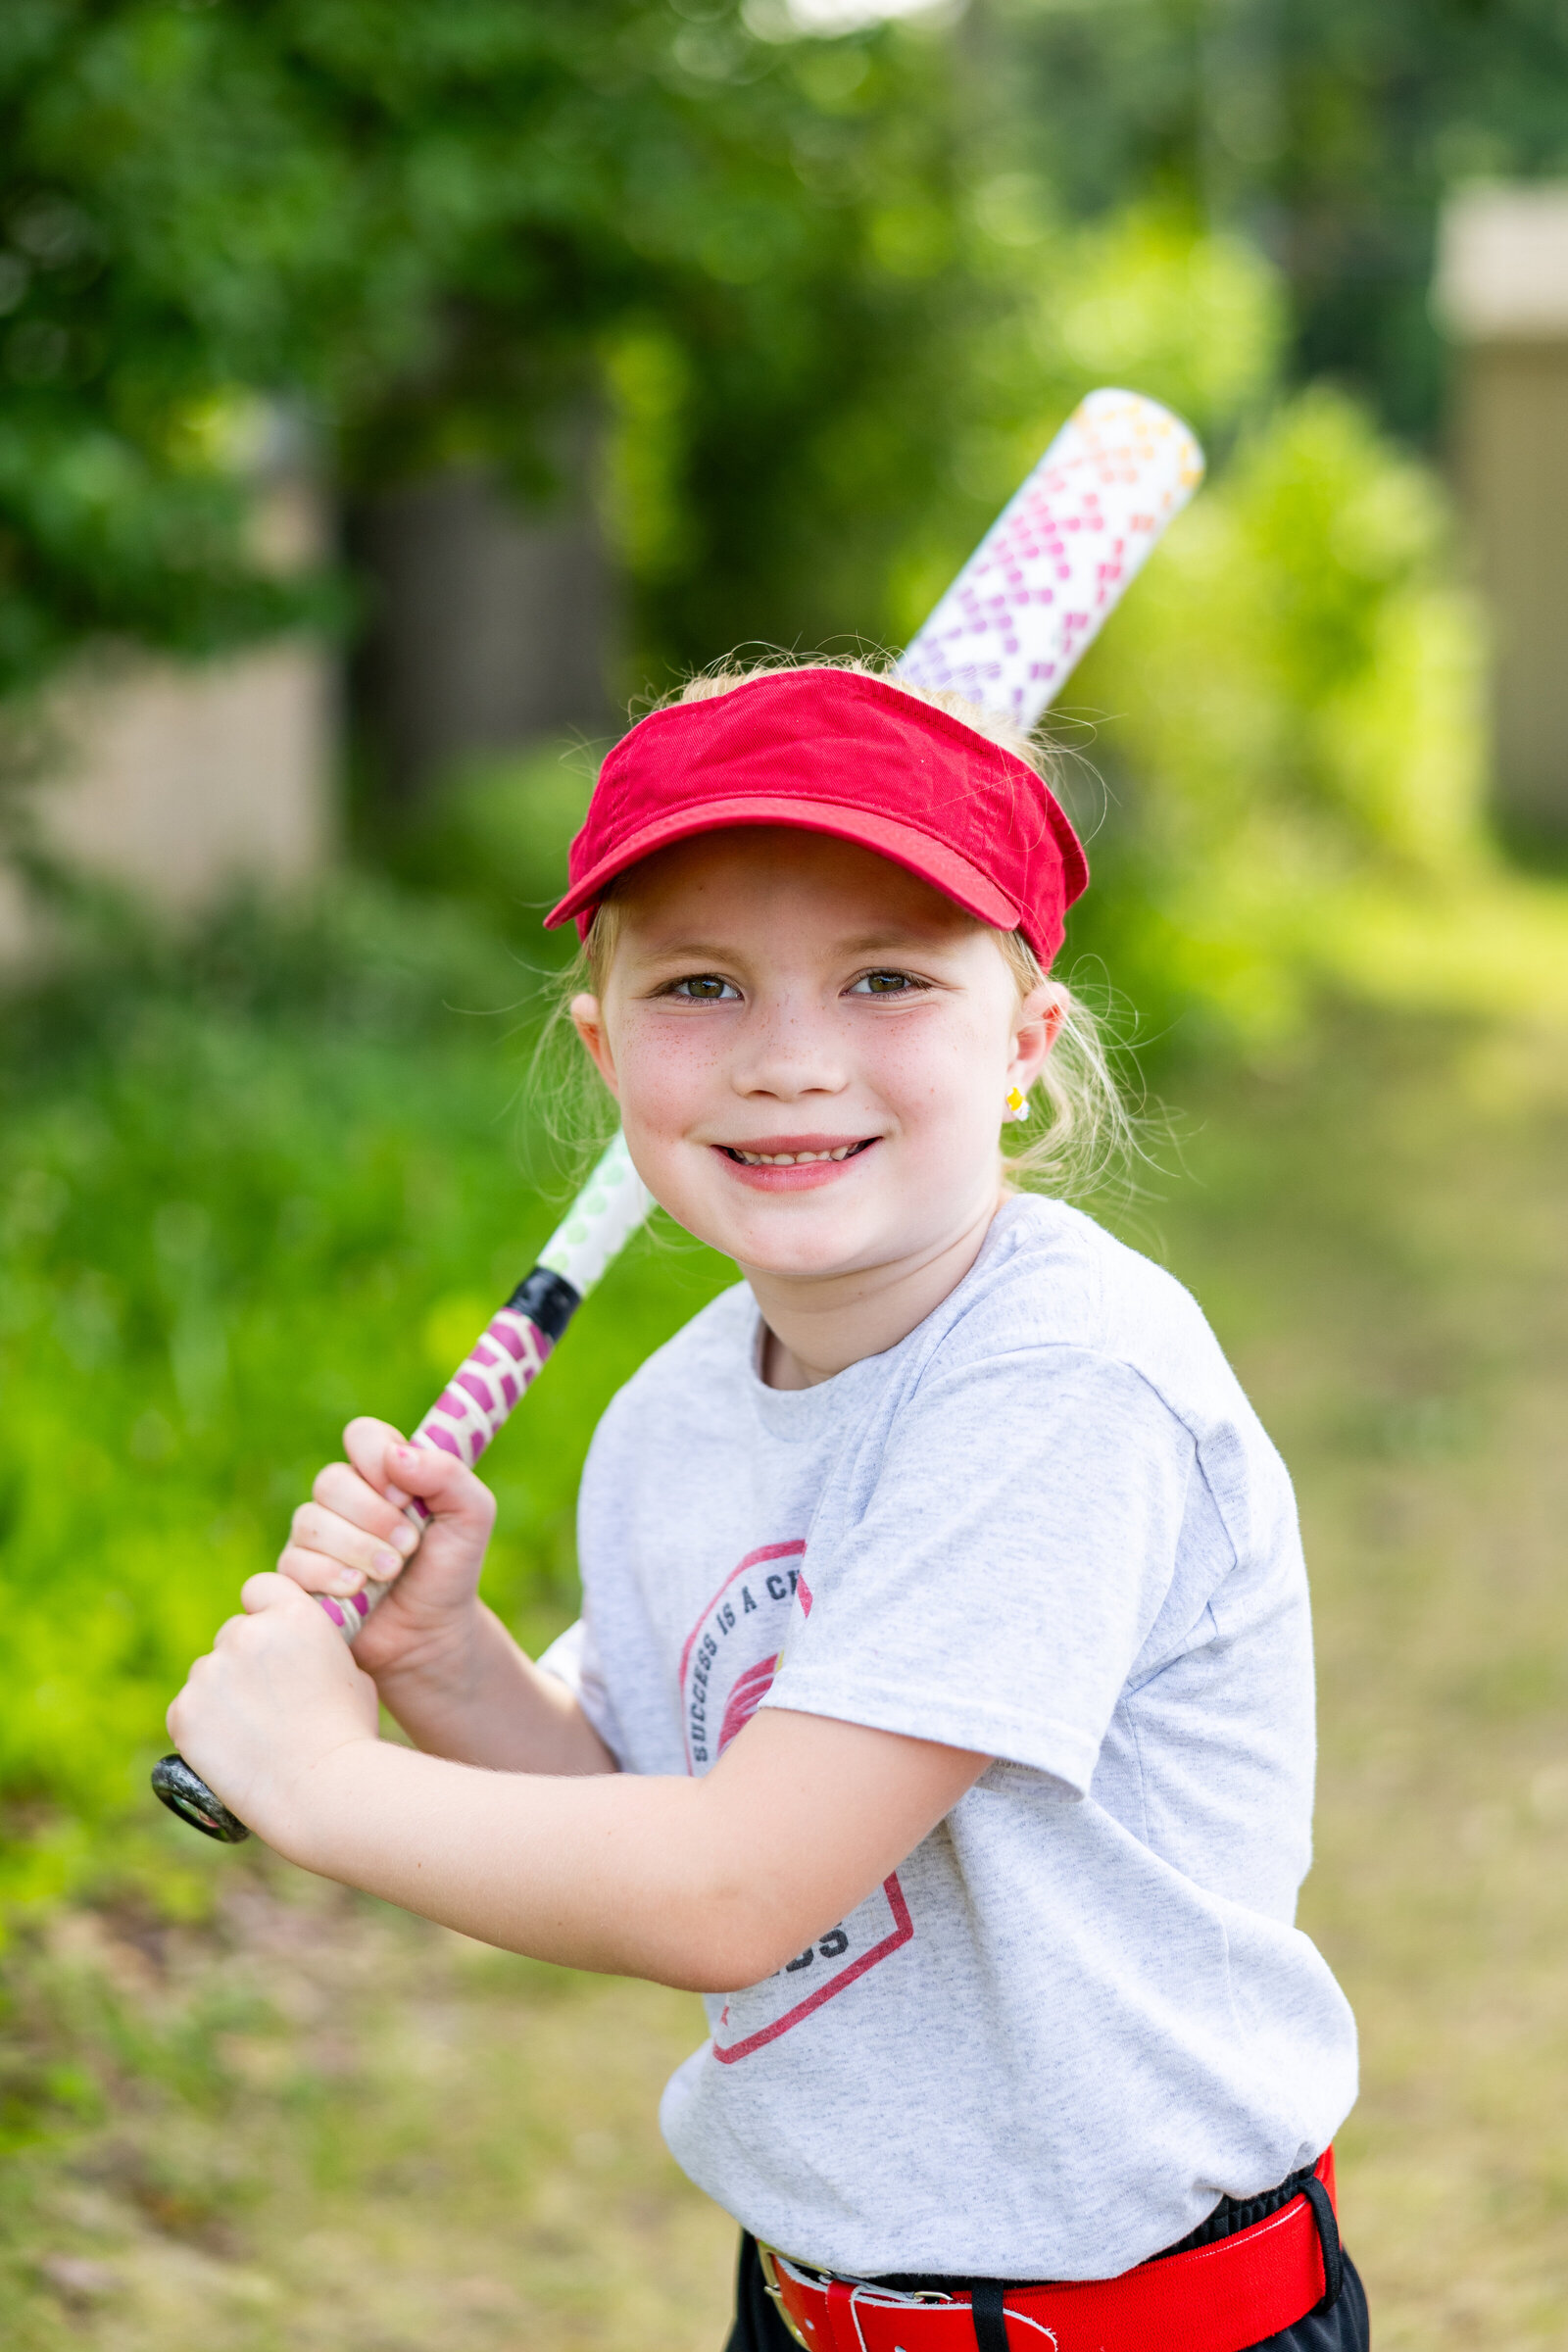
[540,1194,1357,2280]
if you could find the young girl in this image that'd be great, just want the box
[171,662,1366,2352]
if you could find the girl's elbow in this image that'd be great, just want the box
[652,1887,802,1996]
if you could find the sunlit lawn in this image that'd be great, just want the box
[3,1005,1566,2350]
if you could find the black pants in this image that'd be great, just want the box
[725,2224,1369,2352]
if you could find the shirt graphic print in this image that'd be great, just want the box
[681,1541,805,1771]
[678,1540,913,2064]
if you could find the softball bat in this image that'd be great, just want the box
[153,386,1203,1842]
[152,1134,653,1840]
[898,387,1204,730]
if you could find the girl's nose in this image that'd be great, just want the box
[731,1009,849,1101]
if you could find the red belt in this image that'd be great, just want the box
[760,2148,1340,2352]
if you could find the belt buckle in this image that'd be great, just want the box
[758,2245,812,2350]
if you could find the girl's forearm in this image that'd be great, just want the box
[372,1604,615,1778]
[280,1738,757,1990]
[264,1707,986,1994]
[170,1587,985,1994]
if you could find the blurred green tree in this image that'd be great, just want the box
[986,0,1568,440]
[0,0,982,711]
[3,0,1555,1041]
[9,0,1565,715]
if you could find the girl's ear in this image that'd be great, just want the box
[569,994,620,1100]
[1007,983,1063,1098]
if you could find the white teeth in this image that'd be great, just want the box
[731,1144,862,1166]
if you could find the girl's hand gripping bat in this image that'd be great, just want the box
[152,1135,654,1840]
[153,386,1203,1844]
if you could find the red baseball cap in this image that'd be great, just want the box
[545,667,1088,965]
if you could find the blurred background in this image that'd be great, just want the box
[2,3,1567,2346]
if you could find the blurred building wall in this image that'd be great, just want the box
[0,641,335,968]
[350,437,617,804]
[0,473,336,969]
[1438,186,1568,842]
[0,424,618,967]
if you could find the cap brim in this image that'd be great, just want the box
[546,796,1022,936]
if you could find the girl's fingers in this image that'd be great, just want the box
[340,1411,420,1505]
[342,1417,415,1505]
[339,1417,493,1531]
[380,1440,497,1531]
[282,1500,412,1587]
[277,1544,368,1599]
[311,1459,418,1547]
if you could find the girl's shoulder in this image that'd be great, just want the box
[938,1193,1216,1368]
[923,1197,1262,1461]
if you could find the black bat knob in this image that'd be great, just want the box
[151,1755,251,1843]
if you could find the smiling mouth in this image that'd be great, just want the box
[718,1139,878,1168]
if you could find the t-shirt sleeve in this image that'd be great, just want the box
[760,1346,1198,1793]
[535,1615,632,1769]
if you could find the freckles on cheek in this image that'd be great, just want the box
[616,1027,724,1131]
[887,1020,999,1117]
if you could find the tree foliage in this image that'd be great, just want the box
[0,0,989,699]
[7,0,1568,701]
[988,0,1568,440]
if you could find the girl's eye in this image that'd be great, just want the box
[850,969,924,996]
[667,974,741,1003]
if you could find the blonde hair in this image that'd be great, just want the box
[544,656,1131,1202]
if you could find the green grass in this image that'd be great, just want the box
[0,1879,735,2351]
[3,882,1568,2348]
[1177,1021,1568,2348]
[0,881,734,1907]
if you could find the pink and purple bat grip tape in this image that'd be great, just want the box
[312,1267,565,1638]
[152,1136,655,1841]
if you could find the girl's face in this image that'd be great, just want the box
[570,827,1057,1289]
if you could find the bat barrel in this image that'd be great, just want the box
[898,388,1204,731]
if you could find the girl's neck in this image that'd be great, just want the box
[752,1193,1004,1391]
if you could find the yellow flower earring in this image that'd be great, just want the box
[1004,1086,1030,1123]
